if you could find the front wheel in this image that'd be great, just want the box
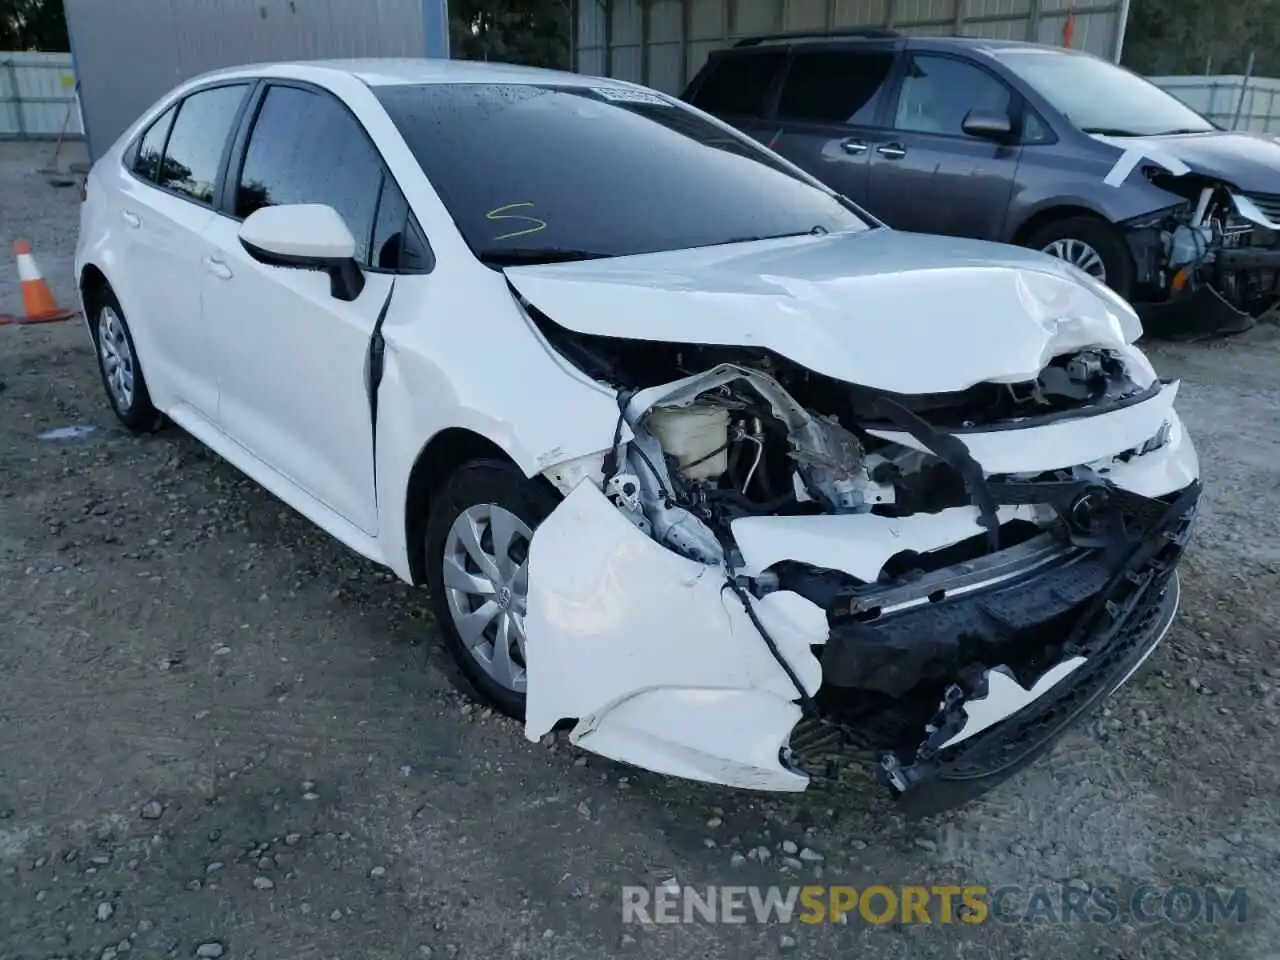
[424,460,560,720]
[1025,216,1135,300]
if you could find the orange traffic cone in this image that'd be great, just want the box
[0,240,78,325]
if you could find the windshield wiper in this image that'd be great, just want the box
[477,248,612,266]
[720,225,831,244]
[1081,127,1147,137]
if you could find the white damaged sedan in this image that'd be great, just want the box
[76,59,1200,814]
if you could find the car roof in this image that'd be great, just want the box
[726,32,1090,60]
[187,57,626,90]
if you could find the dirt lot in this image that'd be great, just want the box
[2,138,1279,960]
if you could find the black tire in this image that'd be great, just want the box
[424,459,560,720]
[87,285,163,434]
[1025,216,1135,300]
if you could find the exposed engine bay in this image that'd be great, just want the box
[526,310,1200,814]
[1127,169,1280,340]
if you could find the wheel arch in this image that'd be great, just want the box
[78,263,111,330]
[402,427,561,586]
[1011,204,1113,247]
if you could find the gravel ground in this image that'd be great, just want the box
[2,139,1278,960]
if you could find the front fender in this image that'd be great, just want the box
[372,270,624,583]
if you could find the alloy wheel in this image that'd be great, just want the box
[98,306,135,411]
[1041,237,1107,283]
[441,503,533,693]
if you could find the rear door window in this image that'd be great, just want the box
[776,49,895,125]
[132,105,176,183]
[893,54,1013,137]
[689,51,786,117]
[156,84,249,204]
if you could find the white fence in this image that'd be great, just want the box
[0,51,83,138]
[1151,74,1280,134]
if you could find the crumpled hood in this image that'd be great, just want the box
[1122,130,1280,194]
[505,229,1141,395]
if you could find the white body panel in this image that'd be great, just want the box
[523,481,825,790]
[106,179,220,419]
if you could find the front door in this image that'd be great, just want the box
[200,82,404,535]
[866,52,1022,239]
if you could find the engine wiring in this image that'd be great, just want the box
[722,572,818,718]
[598,390,821,713]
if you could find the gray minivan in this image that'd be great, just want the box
[683,30,1280,339]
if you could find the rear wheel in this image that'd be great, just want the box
[1026,216,1135,300]
[424,460,560,719]
[89,286,162,433]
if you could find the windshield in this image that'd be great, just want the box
[374,83,869,263]
[998,50,1215,137]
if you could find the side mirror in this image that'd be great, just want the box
[961,110,1014,141]
[239,203,365,302]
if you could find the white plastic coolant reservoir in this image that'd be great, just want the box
[647,406,731,481]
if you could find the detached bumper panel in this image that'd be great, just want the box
[1137,284,1255,342]
[873,484,1197,817]
[882,569,1179,818]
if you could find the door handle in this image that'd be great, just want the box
[840,138,868,155]
[203,254,233,281]
[876,143,907,160]
[122,210,141,228]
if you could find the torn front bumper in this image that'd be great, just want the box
[878,571,1181,817]
[523,396,1200,810]
[1136,242,1280,341]
[869,484,1196,817]
[1137,284,1256,342]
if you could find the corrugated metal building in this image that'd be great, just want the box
[64,0,450,161]
[572,0,1131,94]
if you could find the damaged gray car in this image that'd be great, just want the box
[685,31,1280,339]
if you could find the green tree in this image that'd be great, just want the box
[0,0,69,51]
[449,0,571,70]
[1122,0,1280,76]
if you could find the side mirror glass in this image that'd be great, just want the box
[239,203,365,301]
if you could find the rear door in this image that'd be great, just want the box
[766,43,900,206]
[684,47,788,143]
[114,83,252,420]
[865,52,1022,239]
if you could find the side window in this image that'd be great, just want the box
[132,105,176,182]
[689,51,786,117]
[399,217,433,273]
[1022,108,1053,143]
[235,84,383,266]
[370,175,408,270]
[776,50,895,125]
[894,55,1012,137]
[157,85,249,204]
[368,176,434,273]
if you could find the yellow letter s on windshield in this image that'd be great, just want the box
[487,202,547,241]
